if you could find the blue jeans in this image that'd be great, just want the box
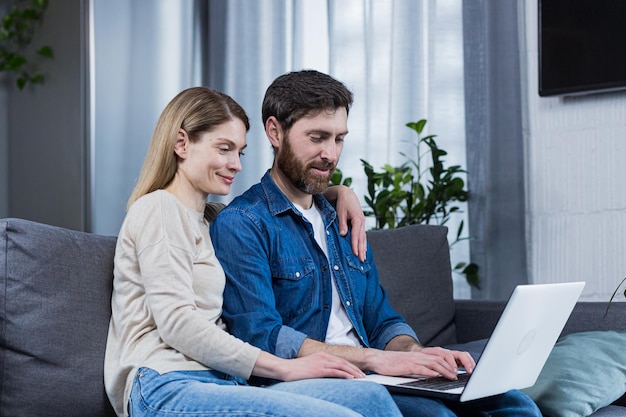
[391,390,542,417]
[129,368,402,417]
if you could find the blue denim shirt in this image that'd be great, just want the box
[210,171,417,359]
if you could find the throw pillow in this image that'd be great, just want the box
[521,330,626,417]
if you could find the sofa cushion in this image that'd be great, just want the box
[0,218,117,417]
[521,331,626,417]
[367,224,457,346]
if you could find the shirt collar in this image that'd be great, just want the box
[260,170,336,222]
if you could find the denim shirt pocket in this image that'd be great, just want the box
[344,256,372,309]
[345,256,371,276]
[271,258,318,319]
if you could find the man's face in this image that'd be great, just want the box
[275,107,348,194]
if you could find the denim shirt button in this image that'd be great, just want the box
[333,265,339,271]
[295,272,301,278]
[346,301,351,307]
[326,230,330,235]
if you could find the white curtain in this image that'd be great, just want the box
[91,0,202,235]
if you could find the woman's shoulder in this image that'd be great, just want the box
[124,190,184,231]
[128,190,187,218]
[123,190,204,247]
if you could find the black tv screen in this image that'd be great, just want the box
[539,0,626,96]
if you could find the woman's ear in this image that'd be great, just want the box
[173,128,188,159]
[265,116,282,149]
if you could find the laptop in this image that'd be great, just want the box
[360,282,585,402]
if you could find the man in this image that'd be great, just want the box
[210,70,540,416]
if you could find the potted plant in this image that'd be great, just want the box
[332,119,479,289]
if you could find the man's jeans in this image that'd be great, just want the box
[392,390,542,417]
[129,368,402,417]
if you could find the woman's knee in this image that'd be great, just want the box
[270,379,401,417]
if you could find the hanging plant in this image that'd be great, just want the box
[0,0,53,90]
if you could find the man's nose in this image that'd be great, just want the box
[321,141,338,162]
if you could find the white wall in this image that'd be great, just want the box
[521,2,626,301]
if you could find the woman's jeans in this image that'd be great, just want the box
[129,368,402,417]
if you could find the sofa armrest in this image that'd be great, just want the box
[453,299,626,344]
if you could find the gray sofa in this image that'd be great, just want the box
[1,217,625,417]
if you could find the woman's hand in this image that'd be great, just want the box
[279,352,366,381]
[254,351,365,382]
[324,185,367,262]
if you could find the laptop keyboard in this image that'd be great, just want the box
[399,372,470,390]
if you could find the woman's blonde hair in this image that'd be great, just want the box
[127,87,249,209]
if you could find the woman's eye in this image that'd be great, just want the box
[219,147,229,153]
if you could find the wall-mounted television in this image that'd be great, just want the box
[538,0,626,97]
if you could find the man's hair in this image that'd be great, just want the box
[262,70,353,133]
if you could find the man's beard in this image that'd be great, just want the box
[277,136,336,194]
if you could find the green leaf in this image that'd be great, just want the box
[0,27,10,40]
[2,14,13,28]
[21,8,40,20]
[329,169,343,186]
[456,220,464,240]
[461,263,480,289]
[37,45,53,58]
[31,72,43,83]
[16,76,27,90]
[7,54,27,69]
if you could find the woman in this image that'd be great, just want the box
[104,87,401,417]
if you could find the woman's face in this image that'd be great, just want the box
[180,118,247,197]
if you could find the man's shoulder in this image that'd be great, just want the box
[213,183,268,228]
[222,183,265,213]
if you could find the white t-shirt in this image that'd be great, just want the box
[294,202,361,347]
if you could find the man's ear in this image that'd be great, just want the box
[173,128,189,159]
[265,116,283,149]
